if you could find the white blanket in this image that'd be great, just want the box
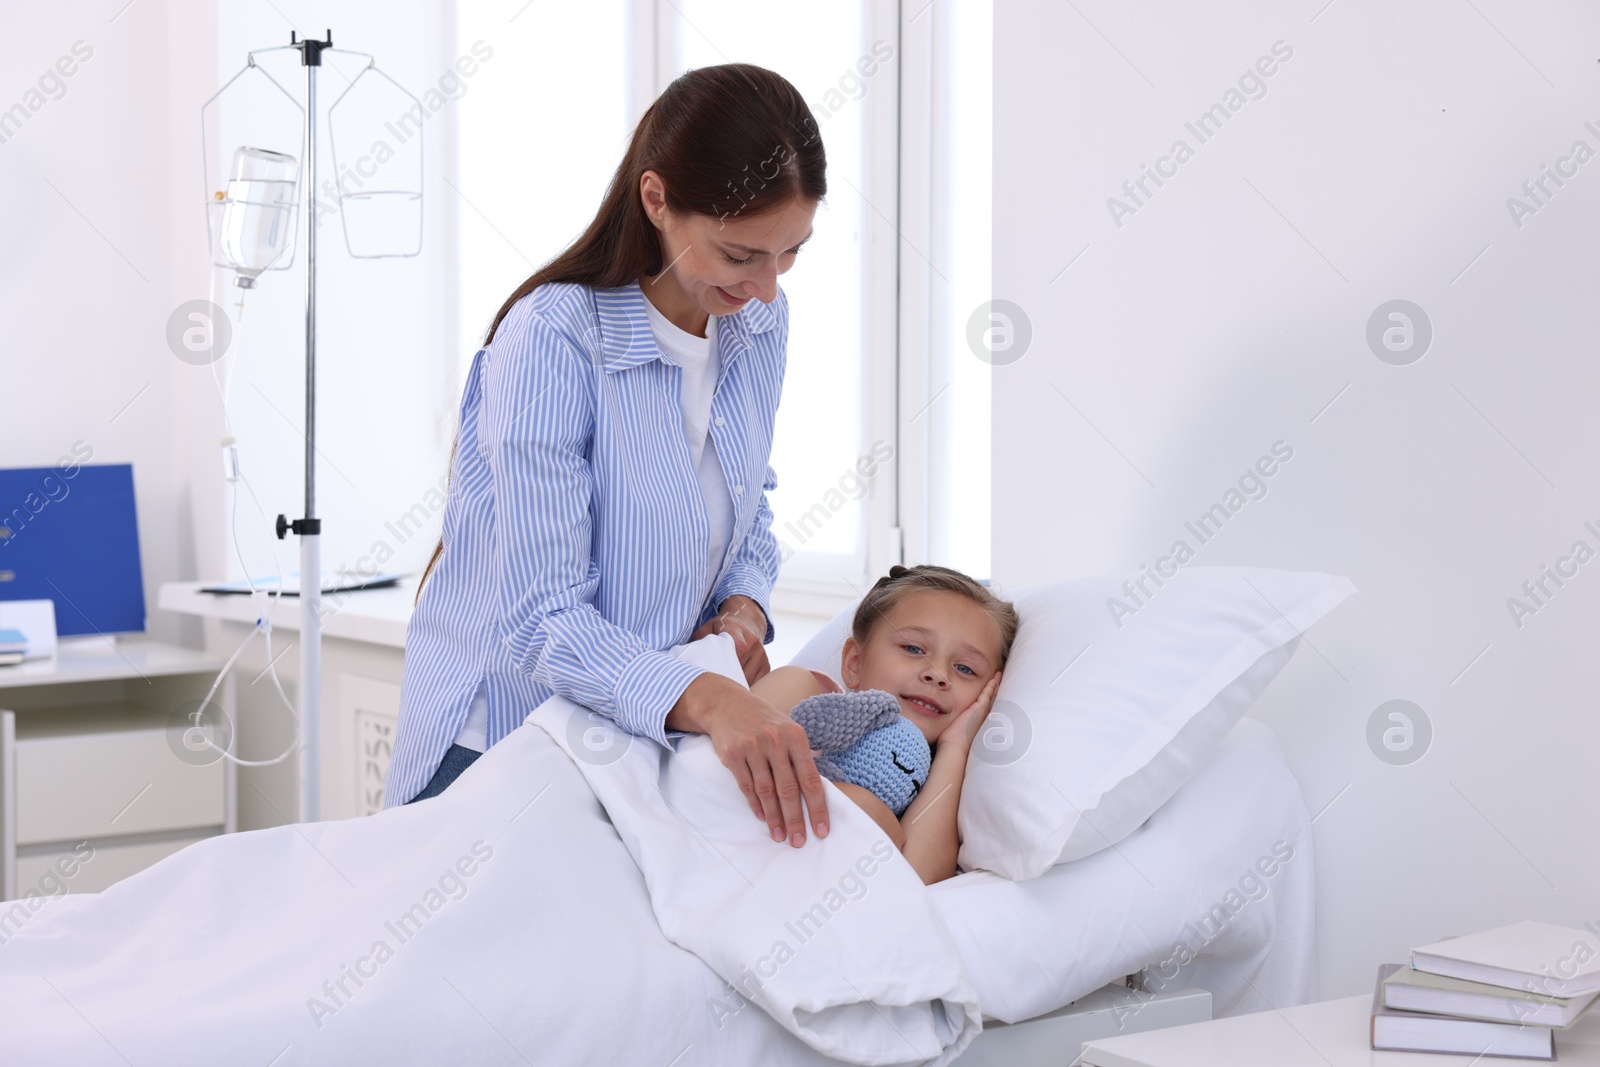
[528,633,979,1065]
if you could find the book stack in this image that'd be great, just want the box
[1371,921,1600,1059]
[0,628,26,666]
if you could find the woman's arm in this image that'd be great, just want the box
[898,675,1001,885]
[485,302,705,743]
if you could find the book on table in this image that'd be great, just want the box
[1383,963,1598,1027]
[1372,964,1554,1060]
[1412,921,1600,999]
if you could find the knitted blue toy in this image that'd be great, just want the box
[790,689,932,817]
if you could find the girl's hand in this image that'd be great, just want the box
[897,672,1004,885]
[691,595,771,686]
[666,671,829,847]
[943,673,1003,754]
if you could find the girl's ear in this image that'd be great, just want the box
[839,636,862,689]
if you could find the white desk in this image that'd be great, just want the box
[0,637,235,900]
[0,637,229,689]
[1082,993,1600,1066]
[158,579,829,662]
[158,579,416,649]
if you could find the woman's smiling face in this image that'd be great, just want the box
[639,169,816,323]
[839,589,1004,746]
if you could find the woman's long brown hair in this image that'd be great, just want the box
[415,63,827,602]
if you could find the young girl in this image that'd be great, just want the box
[752,564,1020,884]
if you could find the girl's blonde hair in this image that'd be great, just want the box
[850,564,1020,668]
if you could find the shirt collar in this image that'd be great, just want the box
[593,279,778,374]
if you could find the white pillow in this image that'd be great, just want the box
[786,566,1354,880]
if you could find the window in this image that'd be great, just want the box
[454,3,631,363]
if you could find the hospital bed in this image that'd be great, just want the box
[0,702,1312,1065]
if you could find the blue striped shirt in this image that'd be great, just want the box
[385,279,787,808]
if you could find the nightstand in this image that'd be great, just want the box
[959,985,1212,1065]
[1081,992,1600,1066]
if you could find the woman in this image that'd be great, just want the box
[386,63,833,849]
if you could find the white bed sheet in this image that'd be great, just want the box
[932,716,1319,1024]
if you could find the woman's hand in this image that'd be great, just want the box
[665,671,829,846]
[691,595,771,685]
[942,673,1003,754]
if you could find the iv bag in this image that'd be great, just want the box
[219,146,298,287]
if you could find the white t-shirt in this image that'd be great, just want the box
[454,296,735,755]
[640,295,735,590]
[455,678,489,752]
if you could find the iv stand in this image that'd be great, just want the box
[208,29,420,823]
[273,29,331,823]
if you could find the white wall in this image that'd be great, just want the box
[994,0,1600,998]
[2,4,195,646]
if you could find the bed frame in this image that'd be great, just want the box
[957,980,1212,1065]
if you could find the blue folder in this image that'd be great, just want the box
[0,463,146,635]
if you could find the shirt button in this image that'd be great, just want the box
[734,485,745,495]
[714,417,726,427]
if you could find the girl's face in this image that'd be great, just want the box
[839,589,1004,746]
[640,169,816,321]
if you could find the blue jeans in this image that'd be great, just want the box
[407,744,482,803]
